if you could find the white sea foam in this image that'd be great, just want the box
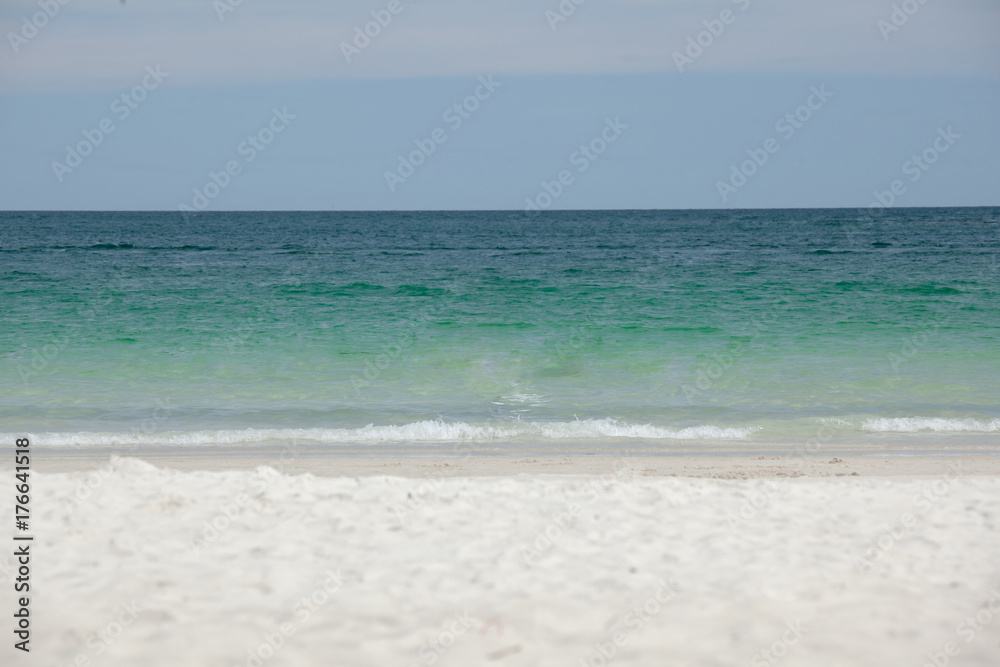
[495,391,549,405]
[10,418,759,447]
[861,417,1000,433]
[818,417,854,426]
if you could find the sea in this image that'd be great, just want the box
[2,208,998,453]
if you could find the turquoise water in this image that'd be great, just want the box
[1,209,998,449]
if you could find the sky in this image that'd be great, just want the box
[0,0,997,210]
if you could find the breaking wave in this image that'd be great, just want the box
[861,417,1000,433]
[13,418,760,447]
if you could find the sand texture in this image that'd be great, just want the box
[5,455,1000,666]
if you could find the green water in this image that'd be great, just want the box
[1,209,998,448]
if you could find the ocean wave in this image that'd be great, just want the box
[10,418,759,447]
[818,417,854,426]
[861,417,1000,433]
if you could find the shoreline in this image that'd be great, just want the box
[27,447,1000,478]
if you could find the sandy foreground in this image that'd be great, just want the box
[5,451,1000,666]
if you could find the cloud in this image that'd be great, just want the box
[0,0,997,92]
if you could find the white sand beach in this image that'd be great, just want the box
[6,453,1000,666]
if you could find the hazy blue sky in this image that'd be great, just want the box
[1,0,997,210]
